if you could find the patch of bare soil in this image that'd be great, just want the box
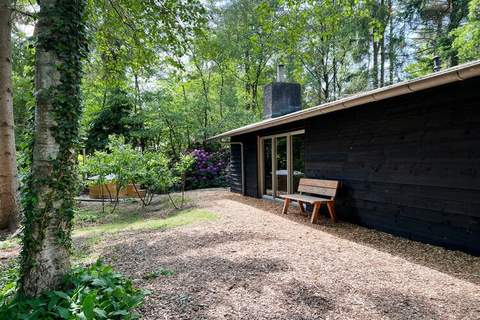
[96,189,480,320]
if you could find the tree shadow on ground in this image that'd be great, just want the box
[280,279,335,320]
[98,233,290,319]
[97,229,280,275]
[137,256,289,320]
[223,193,480,286]
[366,288,441,320]
[92,211,478,320]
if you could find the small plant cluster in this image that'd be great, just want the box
[82,136,195,211]
[186,148,229,189]
[0,261,147,320]
[142,267,175,280]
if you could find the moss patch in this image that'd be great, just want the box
[71,208,217,264]
[74,208,217,238]
[0,238,19,250]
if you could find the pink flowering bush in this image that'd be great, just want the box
[186,148,229,189]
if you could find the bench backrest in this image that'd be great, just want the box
[297,178,340,199]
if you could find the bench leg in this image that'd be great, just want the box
[282,198,290,214]
[310,202,320,224]
[327,201,336,222]
[298,201,306,213]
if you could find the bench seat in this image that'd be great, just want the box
[281,178,340,224]
[280,194,331,203]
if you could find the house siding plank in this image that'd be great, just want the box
[229,77,480,255]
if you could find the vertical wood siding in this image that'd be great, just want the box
[304,78,480,255]
[229,144,242,193]
[230,77,480,255]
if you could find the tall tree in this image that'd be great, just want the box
[452,0,480,62]
[19,0,87,296]
[402,0,469,76]
[214,0,281,111]
[0,0,19,232]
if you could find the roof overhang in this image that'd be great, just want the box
[209,60,480,141]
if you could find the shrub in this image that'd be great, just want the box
[186,148,229,189]
[82,135,195,209]
[0,259,18,299]
[0,261,147,320]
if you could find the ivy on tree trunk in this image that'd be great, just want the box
[19,0,87,297]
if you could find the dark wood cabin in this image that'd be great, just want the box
[212,61,480,256]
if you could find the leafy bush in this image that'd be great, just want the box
[0,259,18,298]
[0,261,147,320]
[186,148,229,189]
[82,135,195,209]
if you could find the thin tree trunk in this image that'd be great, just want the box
[181,84,192,148]
[251,82,258,111]
[380,35,385,87]
[219,72,224,119]
[0,0,19,232]
[333,56,337,99]
[20,0,86,296]
[380,0,386,87]
[244,50,251,110]
[388,0,394,84]
[134,73,140,113]
[372,36,379,88]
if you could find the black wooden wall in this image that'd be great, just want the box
[230,77,480,255]
[231,135,258,197]
[229,144,243,194]
[304,78,480,255]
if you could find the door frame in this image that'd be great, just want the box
[258,129,305,199]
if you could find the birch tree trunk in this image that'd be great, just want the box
[20,0,87,297]
[0,0,19,232]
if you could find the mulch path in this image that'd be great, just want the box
[96,189,480,320]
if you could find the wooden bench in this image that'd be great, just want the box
[280,178,340,224]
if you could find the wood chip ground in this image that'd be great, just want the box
[96,189,480,320]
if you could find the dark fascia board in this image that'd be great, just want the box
[208,60,480,141]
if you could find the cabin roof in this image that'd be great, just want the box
[209,60,480,140]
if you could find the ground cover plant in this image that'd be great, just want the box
[0,261,147,320]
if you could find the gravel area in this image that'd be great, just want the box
[98,188,480,320]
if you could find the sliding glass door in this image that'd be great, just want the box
[260,130,305,198]
[275,136,288,197]
[291,134,305,192]
[262,139,273,196]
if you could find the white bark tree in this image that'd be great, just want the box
[20,0,87,296]
[0,0,19,232]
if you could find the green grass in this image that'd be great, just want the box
[74,208,217,238]
[72,235,103,263]
[74,195,193,228]
[72,208,216,264]
[74,209,103,226]
[0,238,19,250]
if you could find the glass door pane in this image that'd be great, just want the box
[275,136,288,197]
[263,139,273,196]
[291,134,305,192]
